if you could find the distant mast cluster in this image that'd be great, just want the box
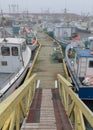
[8,4,19,14]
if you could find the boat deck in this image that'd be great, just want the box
[0,73,14,90]
[21,32,73,130]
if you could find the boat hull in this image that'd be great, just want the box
[79,87,93,100]
[0,66,29,102]
[54,34,80,55]
[67,64,93,100]
[47,31,54,38]
[76,27,91,33]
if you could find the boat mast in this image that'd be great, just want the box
[1,10,6,40]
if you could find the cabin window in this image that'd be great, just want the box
[11,47,18,56]
[89,61,93,68]
[1,61,7,66]
[1,47,10,56]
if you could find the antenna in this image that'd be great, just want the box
[1,10,6,39]
[11,4,16,13]
[9,5,11,14]
[17,4,19,13]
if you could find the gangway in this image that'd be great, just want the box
[0,31,93,130]
[21,32,72,130]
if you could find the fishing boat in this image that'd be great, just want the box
[65,38,93,100]
[75,21,93,34]
[25,33,38,51]
[54,23,80,54]
[19,25,38,51]
[0,37,31,102]
[46,23,54,38]
[75,22,91,33]
[12,23,21,35]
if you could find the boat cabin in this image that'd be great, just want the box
[54,24,76,40]
[0,38,27,73]
[74,49,93,82]
[12,24,21,35]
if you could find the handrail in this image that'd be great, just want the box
[0,73,37,130]
[24,41,41,81]
[46,33,70,81]
[58,44,70,81]
[57,74,93,130]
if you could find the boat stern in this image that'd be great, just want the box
[79,87,93,100]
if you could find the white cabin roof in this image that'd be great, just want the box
[0,38,25,45]
[88,37,93,41]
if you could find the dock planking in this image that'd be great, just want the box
[31,32,65,88]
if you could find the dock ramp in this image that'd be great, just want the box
[21,32,73,130]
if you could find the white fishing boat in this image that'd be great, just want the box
[75,21,93,33]
[0,37,31,102]
[53,23,80,55]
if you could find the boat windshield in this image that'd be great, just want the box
[11,47,18,56]
[1,47,10,56]
[1,46,19,56]
[89,60,93,68]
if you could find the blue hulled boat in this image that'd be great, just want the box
[65,38,93,100]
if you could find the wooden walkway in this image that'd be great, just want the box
[21,32,73,130]
[32,33,65,88]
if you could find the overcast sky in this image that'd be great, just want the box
[0,0,93,15]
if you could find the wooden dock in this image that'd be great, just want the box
[32,33,65,88]
[21,32,73,130]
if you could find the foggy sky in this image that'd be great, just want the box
[0,0,93,15]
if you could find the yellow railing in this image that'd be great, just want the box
[24,42,41,81]
[46,32,69,81]
[58,44,70,81]
[57,74,93,130]
[47,33,70,81]
[0,73,37,130]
